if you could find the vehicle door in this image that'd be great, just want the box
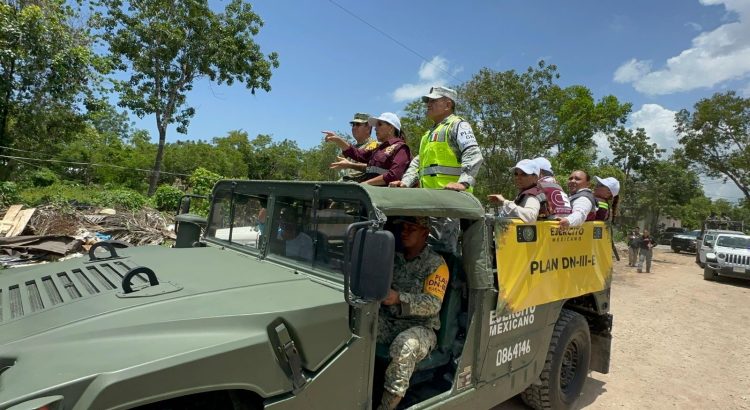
[699,234,715,263]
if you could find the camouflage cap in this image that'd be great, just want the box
[350,112,370,124]
[394,216,430,229]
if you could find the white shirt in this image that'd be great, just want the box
[564,194,594,227]
[500,196,540,224]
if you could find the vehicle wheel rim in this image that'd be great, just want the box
[560,338,579,392]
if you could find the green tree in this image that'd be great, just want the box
[675,91,750,202]
[92,0,279,195]
[246,135,304,180]
[0,0,95,177]
[606,126,664,182]
[443,61,630,199]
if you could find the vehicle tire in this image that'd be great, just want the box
[521,309,591,410]
[703,266,716,281]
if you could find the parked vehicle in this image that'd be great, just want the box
[658,227,687,245]
[696,229,744,268]
[0,181,613,410]
[670,230,701,253]
[703,234,750,281]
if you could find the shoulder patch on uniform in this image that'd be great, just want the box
[458,122,472,131]
[424,263,449,301]
[365,141,378,150]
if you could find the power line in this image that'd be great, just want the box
[0,154,191,177]
[327,0,462,84]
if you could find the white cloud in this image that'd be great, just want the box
[685,21,703,31]
[614,0,750,95]
[392,56,457,102]
[701,176,746,201]
[629,104,679,150]
[594,103,748,201]
[595,104,678,157]
[613,59,652,83]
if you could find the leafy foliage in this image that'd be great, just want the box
[0,181,19,207]
[0,0,97,178]
[94,188,148,210]
[675,91,750,202]
[30,168,59,187]
[92,0,279,194]
[153,184,185,212]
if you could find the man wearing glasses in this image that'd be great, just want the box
[335,112,378,182]
[390,86,483,192]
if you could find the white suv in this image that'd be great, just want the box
[703,234,750,281]
[696,229,743,268]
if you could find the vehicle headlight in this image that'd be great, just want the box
[706,252,717,261]
[718,253,726,259]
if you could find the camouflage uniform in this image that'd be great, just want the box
[379,246,449,398]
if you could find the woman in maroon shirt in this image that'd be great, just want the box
[324,112,412,186]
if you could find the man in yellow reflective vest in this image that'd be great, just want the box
[389,86,483,192]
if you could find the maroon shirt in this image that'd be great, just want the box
[343,137,411,184]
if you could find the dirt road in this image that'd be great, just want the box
[495,245,750,410]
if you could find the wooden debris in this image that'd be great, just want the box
[1,205,36,237]
[0,204,23,235]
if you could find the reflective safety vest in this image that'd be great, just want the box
[569,188,598,221]
[595,199,610,221]
[537,176,572,218]
[418,114,471,191]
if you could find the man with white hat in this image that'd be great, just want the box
[488,159,543,223]
[390,85,483,192]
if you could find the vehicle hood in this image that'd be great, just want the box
[0,245,351,407]
[714,246,750,255]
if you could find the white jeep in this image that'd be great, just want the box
[703,234,750,281]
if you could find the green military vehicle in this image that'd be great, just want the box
[0,181,613,410]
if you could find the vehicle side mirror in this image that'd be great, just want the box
[348,227,394,303]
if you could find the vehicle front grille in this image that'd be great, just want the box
[0,260,147,323]
[726,254,749,266]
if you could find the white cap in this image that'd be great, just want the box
[594,176,620,196]
[421,85,458,102]
[510,159,540,176]
[368,112,401,132]
[533,157,553,174]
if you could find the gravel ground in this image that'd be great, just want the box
[494,245,750,410]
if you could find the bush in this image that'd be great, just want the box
[188,168,223,217]
[20,182,98,207]
[95,188,148,210]
[0,181,20,207]
[30,168,59,187]
[153,185,184,212]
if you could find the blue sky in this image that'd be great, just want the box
[126,0,749,202]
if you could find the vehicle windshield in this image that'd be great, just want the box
[207,191,267,249]
[716,236,750,249]
[266,197,368,275]
[681,230,700,238]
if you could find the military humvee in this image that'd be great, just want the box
[0,181,613,410]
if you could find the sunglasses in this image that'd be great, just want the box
[514,171,529,177]
[376,121,389,127]
[351,123,367,127]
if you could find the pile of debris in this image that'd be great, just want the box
[0,204,176,268]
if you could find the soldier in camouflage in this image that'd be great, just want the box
[377,216,449,410]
